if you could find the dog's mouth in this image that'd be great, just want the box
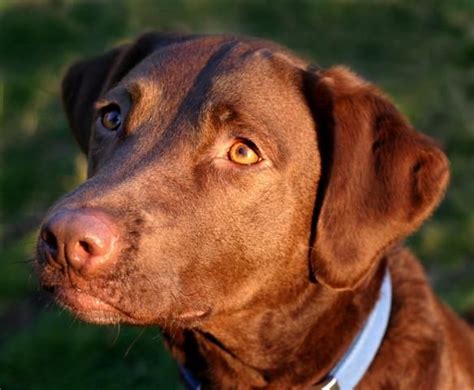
[52,286,137,325]
[44,285,212,326]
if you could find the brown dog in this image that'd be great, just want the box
[36,33,474,388]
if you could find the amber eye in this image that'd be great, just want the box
[228,140,261,165]
[100,104,122,131]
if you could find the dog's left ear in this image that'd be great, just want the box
[61,45,126,154]
[304,67,449,290]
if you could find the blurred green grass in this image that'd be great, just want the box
[0,0,473,388]
[0,311,180,389]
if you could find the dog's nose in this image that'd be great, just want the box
[39,209,119,276]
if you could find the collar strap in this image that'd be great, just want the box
[179,364,202,390]
[313,269,392,389]
[180,269,392,390]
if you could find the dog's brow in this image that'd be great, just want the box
[126,81,145,106]
[95,83,140,109]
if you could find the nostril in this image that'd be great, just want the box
[42,284,56,294]
[79,240,93,255]
[42,228,58,252]
[39,225,63,268]
[70,236,107,267]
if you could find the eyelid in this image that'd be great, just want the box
[225,124,275,160]
[94,87,132,115]
[98,102,121,115]
[94,100,121,115]
[212,136,271,170]
[231,137,262,157]
[94,90,132,135]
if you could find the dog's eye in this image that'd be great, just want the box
[228,140,261,165]
[100,104,122,131]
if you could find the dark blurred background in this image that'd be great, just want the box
[0,0,473,388]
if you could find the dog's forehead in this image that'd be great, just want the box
[124,39,302,102]
[119,37,308,134]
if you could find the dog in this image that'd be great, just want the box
[35,32,474,389]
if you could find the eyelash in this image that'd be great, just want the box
[232,138,261,153]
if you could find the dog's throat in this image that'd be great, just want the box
[173,268,392,389]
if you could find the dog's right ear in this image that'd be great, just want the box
[61,32,192,154]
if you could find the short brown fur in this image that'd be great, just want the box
[36,33,474,389]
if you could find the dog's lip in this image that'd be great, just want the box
[176,308,212,326]
[178,309,209,319]
[54,286,136,324]
[51,286,212,326]
[58,287,116,311]
[159,307,212,330]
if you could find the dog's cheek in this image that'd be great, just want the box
[168,189,304,311]
[114,169,309,315]
[87,136,118,177]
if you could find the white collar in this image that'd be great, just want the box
[315,269,392,389]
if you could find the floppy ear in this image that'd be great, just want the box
[305,67,449,290]
[61,32,193,153]
[61,46,125,153]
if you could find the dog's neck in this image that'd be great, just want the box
[166,265,385,388]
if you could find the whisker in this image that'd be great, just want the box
[112,323,121,345]
[124,328,146,357]
[151,331,162,341]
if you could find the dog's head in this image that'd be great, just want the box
[36,33,449,326]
